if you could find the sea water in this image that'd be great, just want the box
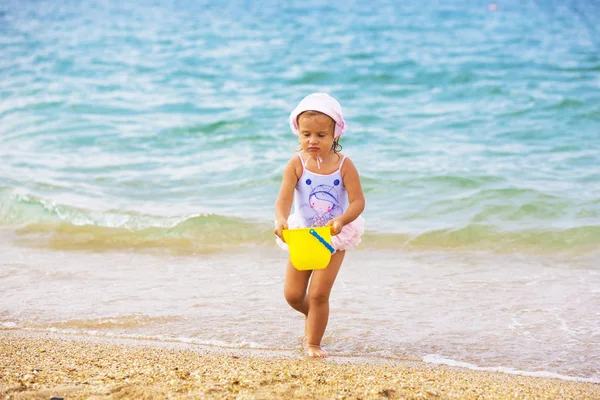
[1,0,599,382]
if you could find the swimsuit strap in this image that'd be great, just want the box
[338,155,347,172]
[300,153,346,172]
[297,153,306,173]
[314,155,323,169]
[299,152,324,170]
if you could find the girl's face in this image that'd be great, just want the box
[297,112,335,158]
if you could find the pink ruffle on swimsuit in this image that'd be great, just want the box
[276,154,365,252]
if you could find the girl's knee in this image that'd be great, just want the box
[284,288,305,307]
[307,289,330,305]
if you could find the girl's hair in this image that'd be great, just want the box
[296,111,343,154]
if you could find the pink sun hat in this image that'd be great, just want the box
[289,93,347,138]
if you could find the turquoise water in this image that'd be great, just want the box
[1,0,599,253]
[1,0,600,381]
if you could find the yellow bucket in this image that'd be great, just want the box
[282,227,335,270]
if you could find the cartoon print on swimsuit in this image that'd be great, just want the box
[301,178,342,227]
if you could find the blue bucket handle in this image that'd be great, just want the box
[309,229,335,254]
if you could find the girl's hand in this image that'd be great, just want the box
[326,218,344,236]
[274,219,289,242]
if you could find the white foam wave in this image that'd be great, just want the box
[12,326,268,350]
[423,354,600,384]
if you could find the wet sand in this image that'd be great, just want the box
[1,330,598,400]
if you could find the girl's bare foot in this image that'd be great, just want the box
[304,316,327,357]
[306,344,328,358]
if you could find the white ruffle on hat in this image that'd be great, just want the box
[289,93,347,138]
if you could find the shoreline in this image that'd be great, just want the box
[1,330,598,399]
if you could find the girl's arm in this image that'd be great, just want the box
[328,157,365,235]
[274,157,300,240]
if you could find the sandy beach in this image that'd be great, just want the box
[1,330,598,400]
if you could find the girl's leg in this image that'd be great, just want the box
[283,260,312,315]
[305,250,345,358]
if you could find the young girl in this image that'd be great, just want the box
[274,93,365,358]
